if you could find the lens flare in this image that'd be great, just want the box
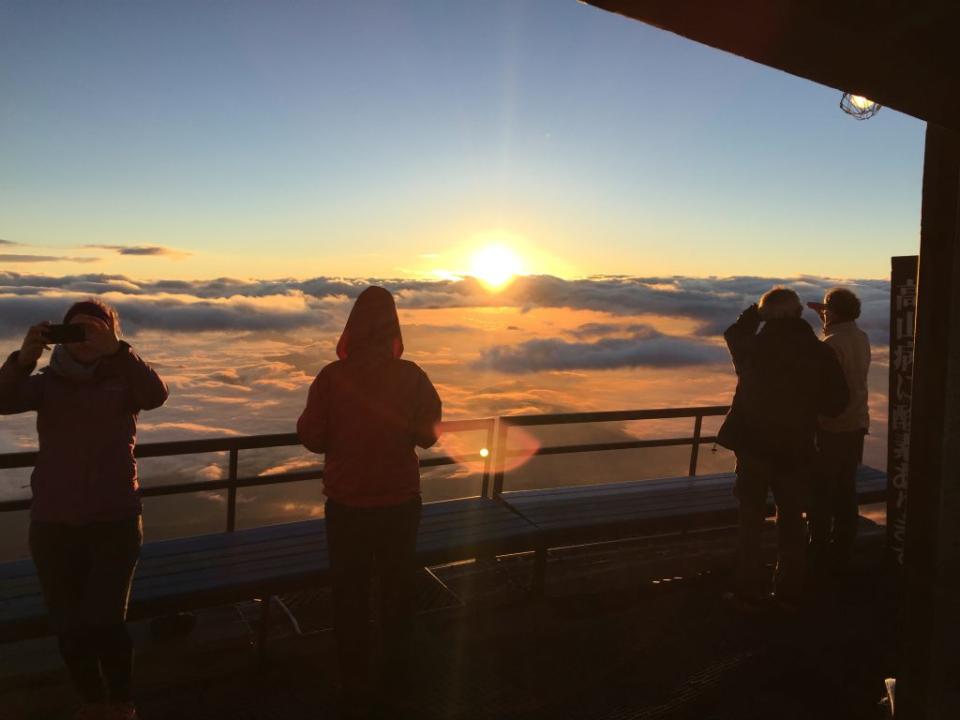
[434,428,541,479]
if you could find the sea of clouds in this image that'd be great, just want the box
[0,271,891,344]
[0,271,891,557]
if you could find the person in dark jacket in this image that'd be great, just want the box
[297,286,442,716]
[717,287,848,610]
[0,299,168,720]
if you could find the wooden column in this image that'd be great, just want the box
[899,123,960,719]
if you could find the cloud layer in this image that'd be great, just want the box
[0,272,893,542]
[477,326,728,373]
[0,271,891,342]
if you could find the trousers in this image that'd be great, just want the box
[734,454,808,601]
[325,496,421,697]
[29,515,142,702]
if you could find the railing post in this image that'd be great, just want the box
[492,419,510,497]
[688,414,703,477]
[480,419,495,498]
[226,447,239,532]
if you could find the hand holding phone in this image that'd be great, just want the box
[18,323,52,368]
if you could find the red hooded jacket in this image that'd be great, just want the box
[297,287,442,507]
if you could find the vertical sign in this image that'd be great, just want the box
[887,255,917,566]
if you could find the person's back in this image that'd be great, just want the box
[305,353,439,506]
[720,303,849,466]
[807,287,872,572]
[297,285,441,714]
[718,287,848,609]
[819,321,870,434]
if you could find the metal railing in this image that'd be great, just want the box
[491,406,729,495]
[0,418,496,532]
[0,406,730,529]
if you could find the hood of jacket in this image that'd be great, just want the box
[336,286,404,361]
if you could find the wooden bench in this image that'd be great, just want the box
[0,497,540,659]
[498,465,887,592]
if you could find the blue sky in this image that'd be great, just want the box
[0,0,925,279]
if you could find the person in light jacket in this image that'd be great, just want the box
[297,286,442,717]
[807,288,871,574]
[0,299,168,720]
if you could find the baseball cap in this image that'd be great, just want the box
[807,288,861,320]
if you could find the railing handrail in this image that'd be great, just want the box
[499,405,729,427]
[0,407,732,525]
[0,418,498,522]
[491,405,730,496]
[0,418,496,470]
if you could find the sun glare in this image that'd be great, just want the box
[470,245,523,290]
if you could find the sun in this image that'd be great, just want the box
[470,245,523,290]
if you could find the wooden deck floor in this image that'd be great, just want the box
[0,519,896,720]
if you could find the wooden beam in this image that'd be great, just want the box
[583,0,960,130]
[899,123,960,719]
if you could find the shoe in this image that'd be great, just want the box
[722,591,769,614]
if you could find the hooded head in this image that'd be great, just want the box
[336,286,404,361]
[758,286,803,321]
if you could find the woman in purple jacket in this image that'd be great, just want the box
[0,299,168,720]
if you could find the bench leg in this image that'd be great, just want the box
[256,595,272,668]
[530,546,547,598]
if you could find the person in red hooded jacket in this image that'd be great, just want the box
[297,286,441,714]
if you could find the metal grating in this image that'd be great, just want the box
[233,567,465,643]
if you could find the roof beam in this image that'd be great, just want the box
[583,0,959,129]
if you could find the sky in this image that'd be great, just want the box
[0,1,920,554]
[0,0,925,280]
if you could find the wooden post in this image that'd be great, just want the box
[898,124,960,719]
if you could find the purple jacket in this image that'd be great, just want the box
[0,342,168,524]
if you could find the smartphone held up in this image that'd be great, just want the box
[43,324,86,344]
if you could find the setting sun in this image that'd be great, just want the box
[470,245,524,290]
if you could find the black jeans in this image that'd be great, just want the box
[734,454,809,602]
[325,496,421,698]
[810,429,865,568]
[29,515,143,703]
